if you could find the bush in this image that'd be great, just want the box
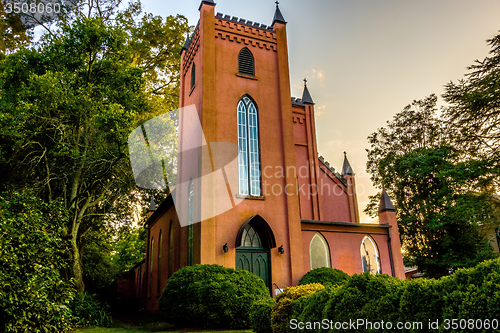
[159,264,271,329]
[249,298,274,333]
[288,258,500,332]
[323,273,403,332]
[71,293,112,327]
[0,190,75,332]
[270,283,324,333]
[295,286,338,332]
[299,267,350,287]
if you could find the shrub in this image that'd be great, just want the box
[0,190,75,332]
[270,283,324,333]
[295,286,338,332]
[249,298,274,333]
[71,293,112,327]
[299,267,350,287]
[324,273,403,332]
[442,260,500,321]
[286,258,500,332]
[159,264,271,329]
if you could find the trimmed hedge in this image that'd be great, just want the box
[287,258,500,333]
[270,283,324,333]
[299,267,350,287]
[249,298,274,333]
[159,264,271,329]
[293,286,339,332]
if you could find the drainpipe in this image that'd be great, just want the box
[387,228,395,277]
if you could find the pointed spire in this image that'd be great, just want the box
[378,188,396,213]
[341,151,354,176]
[199,0,216,10]
[272,1,286,25]
[148,197,157,212]
[301,78,314,104]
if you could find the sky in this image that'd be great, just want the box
[140,0,500,222]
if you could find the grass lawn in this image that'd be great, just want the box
[74,329,251,333]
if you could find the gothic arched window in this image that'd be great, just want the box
[361,235,381,275]
[238,47,254,76]
[309,232,331,270]
[187,179,194,266]
[237,96,261,196]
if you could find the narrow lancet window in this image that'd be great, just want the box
[237,96,261,196]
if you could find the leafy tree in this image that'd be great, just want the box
[365,94,452,216]
[366,95,499,277]
[0,3,32,55]
[111,227,146,273]
[0,10,188,294]
[443,31,500,164]
[379,146,497,277]
[0,190,75,332]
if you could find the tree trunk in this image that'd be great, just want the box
[71,230,85,294]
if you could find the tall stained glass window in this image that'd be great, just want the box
[237,96,261,196]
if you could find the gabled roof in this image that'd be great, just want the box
[378,188,396,213]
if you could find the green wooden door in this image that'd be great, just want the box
[236,249,270,288]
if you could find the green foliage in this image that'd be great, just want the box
[159,264,272,329]
[324,273,404,332]
[299,267,350,287]
[112,227,146,273]
[0,190,75,332]
[443,32,500,161]
[270,283,324,333]
[289,258,500,333]
[249,298,274,333]
[365,93,498,277]
[71,293,112,328]
[385,146,496,277]
[0,8,189,295]
[294,287,338,332]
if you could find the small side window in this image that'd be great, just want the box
[191,63,196,89]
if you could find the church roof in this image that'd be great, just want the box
[181,35,191,54]
[378,188,396,213]
[319,156,348,187]
[272,3,287,25]
[341,152,354,176]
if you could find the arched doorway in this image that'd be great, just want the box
[235,215,276,289]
